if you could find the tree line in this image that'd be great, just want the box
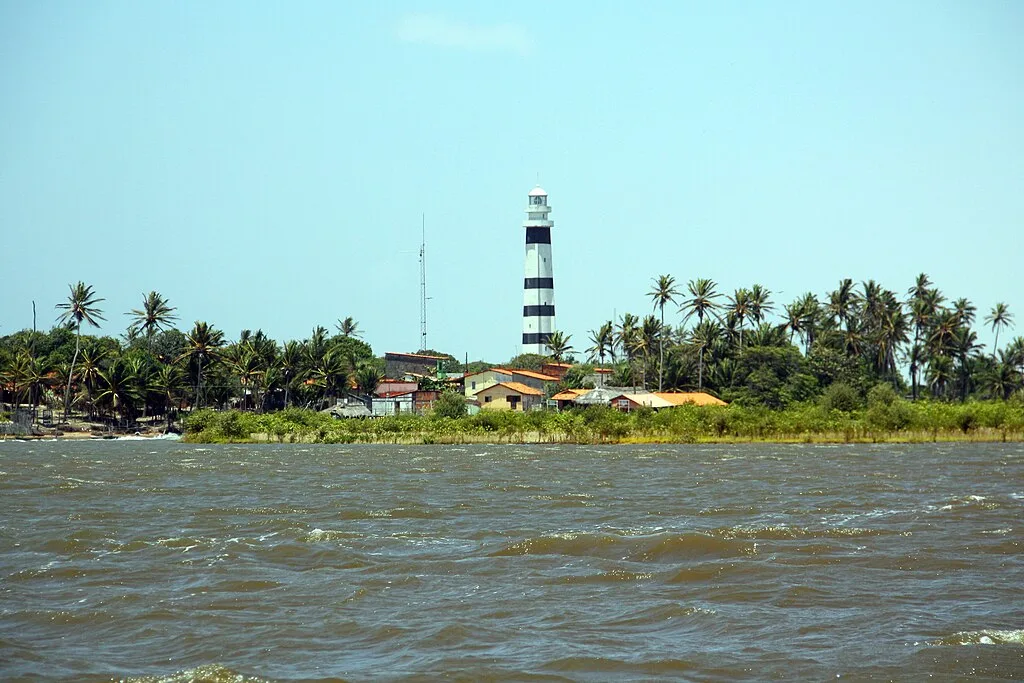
[0,283,379,427]
[2,273,1021,431]
[546,273,1021,407]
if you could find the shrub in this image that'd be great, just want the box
[820,382,861,412]
[432,391,467,419]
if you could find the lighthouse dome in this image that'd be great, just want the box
[528,186,547,197]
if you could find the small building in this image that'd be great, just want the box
[474,382,545,412]
[464,367,559,397]
[322,398,373,419]
[371,392,415,416]
[609,391,675,412]
[551,388,589,410]
[654,392,728,407]
[464,368,513,397]
[541,362,572,381]
[376,379,418,396]
[413,390,441,414]
[384,352,446,379]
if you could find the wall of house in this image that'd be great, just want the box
[384,354,441,379]
[477,385,540,412]
[464,369,513,397]
[371,394,414,416]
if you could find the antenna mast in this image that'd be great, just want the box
[419,214,427,352]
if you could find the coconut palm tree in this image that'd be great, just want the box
[178,321,225,409]
[688,319,720,390]
[680,278,720,327]
[545,330,573,364]
[127,291,178,352]
[828,278,859,332]
[747,284,774,326]
[637,315,662,389]
[727,288,752,349]
[310,349,348,407]
[647,274,680,391]
[354,363,383,396]
[278,340,305,408]
[953,298,976,328]
[984,303,1013,356]
[336,317,361,338]
[55,282,105,422]
[153,362,185,431]
[95,359,143,425]
[586,321,615,385]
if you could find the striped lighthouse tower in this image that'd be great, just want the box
[522,186,556,354]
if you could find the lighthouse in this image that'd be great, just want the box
[522,186,556,354]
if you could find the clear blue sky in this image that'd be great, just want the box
[2,1,1022,362]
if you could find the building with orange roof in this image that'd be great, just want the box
[653,392,728,407]
[474,381,545,412]
[464,367,559,398]
[551,387,589,410]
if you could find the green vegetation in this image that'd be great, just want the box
[2,271,1023,442]
[183,397,1024,444]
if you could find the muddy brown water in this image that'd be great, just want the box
[1,441,1021,681]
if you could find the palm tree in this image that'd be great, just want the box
[76,345,109,419]
[617,314,640,386]
[985,358,1020,400]
[545,331,573,364]
[153,362,185,431]
[227,344,267,411]
[647,274,680,391]
[748,284,774,326]
[953,297,976,328]
[689,319,720,390]
[354,363,383,396]
[127,291,178,352]
[952,326,982,401]
[95,359,143,425]
[783,302,805,346]
[827,278,859,332]
[55,282,105,422]
[586,321,615,385]
[727,288,752,349]
[984,303,1014,356]
[278,340,305,408]
[685,277,723,389]
[907,272,933,303]
[637,315,662,388]
[178,321,225,409]
[336,317,361,338]
[927,354,955,400]
[796,293,822,355]
[311,349,348,407]
[680,278,720,327]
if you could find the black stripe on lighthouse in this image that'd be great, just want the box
[524,277,554,289]
[522,332,553,346]
[523,305,555,317]
[525,227,551,244]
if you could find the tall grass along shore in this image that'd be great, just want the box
[183,399,1024,445]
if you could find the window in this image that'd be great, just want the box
[471,381,476,390]
[484,396,492,403]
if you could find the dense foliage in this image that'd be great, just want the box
[578,273,1022,407]
[183,398,1024,444]
[0,289,377,426]
[2,272,1022,437]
